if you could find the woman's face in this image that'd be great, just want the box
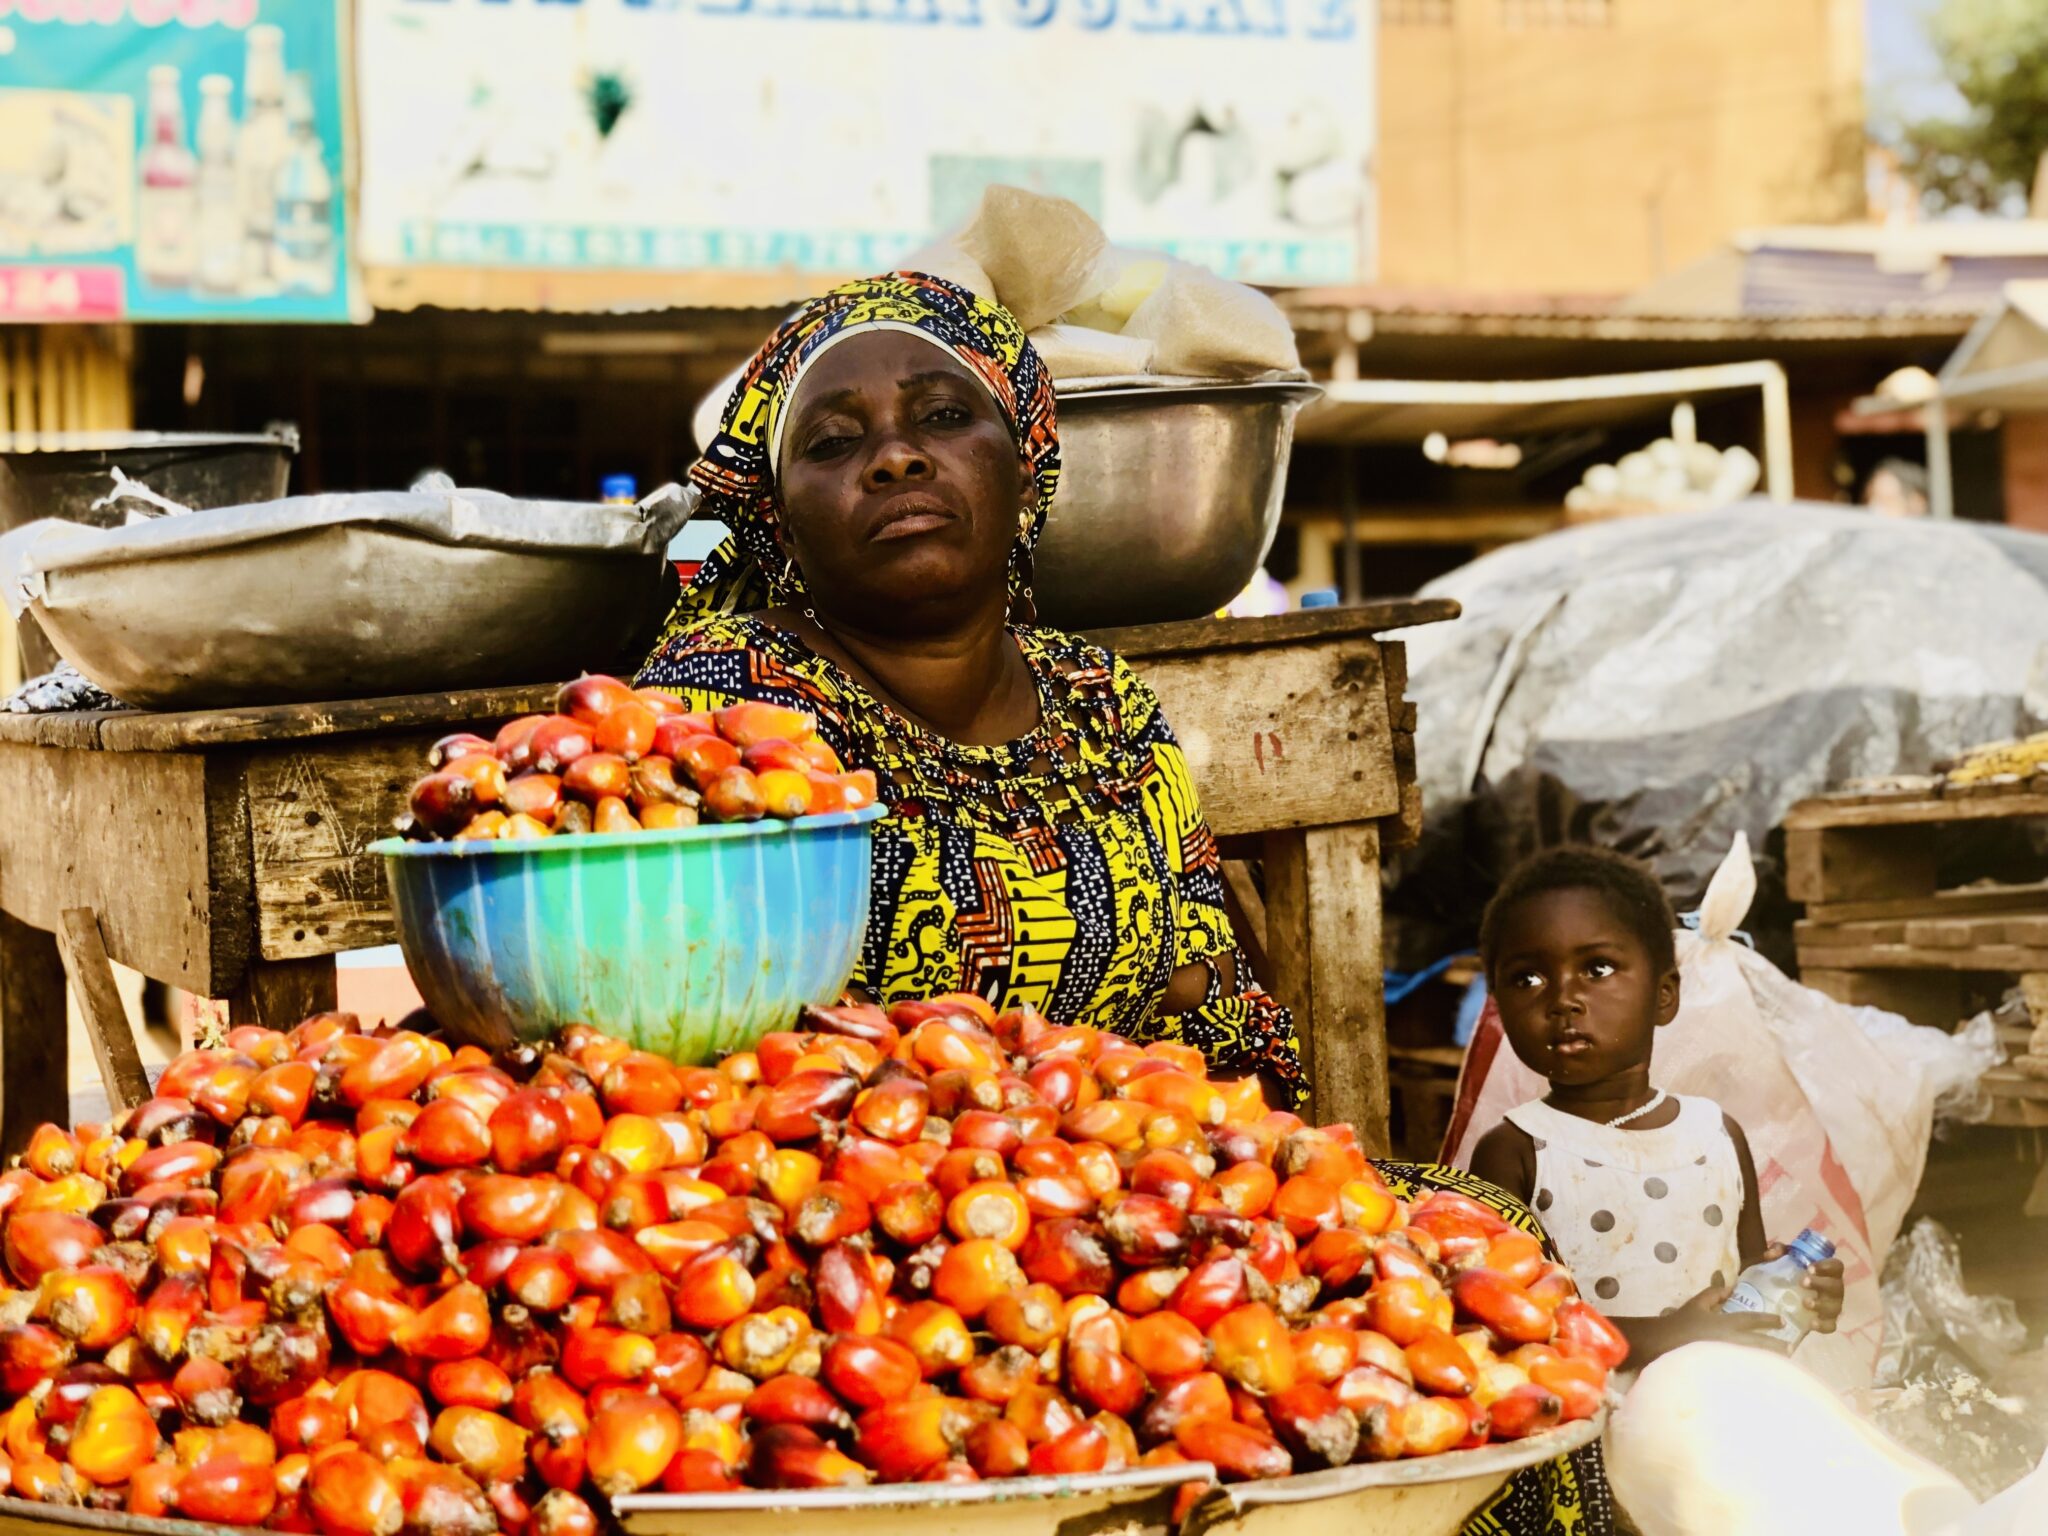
[776,330,1033,634]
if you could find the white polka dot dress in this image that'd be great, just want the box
[1504,1094,1744,1317]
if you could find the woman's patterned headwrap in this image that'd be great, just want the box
[661,272,1061,630]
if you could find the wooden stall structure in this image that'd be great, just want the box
[1787,780,2048,1211]
[0,603,1449,1157]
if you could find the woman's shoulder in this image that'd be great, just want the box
[637,613,836,704]
[1021,624,1167,739]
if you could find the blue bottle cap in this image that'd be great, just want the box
[1790,1229,1836,1266]
[1301,588,1341,609]
[601,474,638,502]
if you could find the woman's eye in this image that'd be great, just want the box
[802,430,856,458]
[924,402,971,427]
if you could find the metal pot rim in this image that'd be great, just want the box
[1055,378,1324,408]
[0,429,301,455]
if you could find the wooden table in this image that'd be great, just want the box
[0,601,1451,1153]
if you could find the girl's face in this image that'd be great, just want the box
[1488,887,1680,1089]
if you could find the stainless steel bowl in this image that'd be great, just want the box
[1034,379,1320,629]
[5,489,690,709]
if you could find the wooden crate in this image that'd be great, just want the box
[1787,784,2048,1028]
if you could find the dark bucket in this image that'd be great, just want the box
[0,430,298,678]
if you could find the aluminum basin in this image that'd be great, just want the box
[1034,380,1319,629]
[4,487,690,709]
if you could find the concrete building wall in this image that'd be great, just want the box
[1377,0,1867,294]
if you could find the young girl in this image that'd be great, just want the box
[1468,846,1846,1366]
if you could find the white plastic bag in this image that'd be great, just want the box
[1606,1343,1976,1536]
[908,185,1107,332]
[1026,324,1155,381]
[1118,258,1301,377]
[1445,834,1998,1389]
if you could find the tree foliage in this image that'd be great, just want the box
[1899,0,2048,211]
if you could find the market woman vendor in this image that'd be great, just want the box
[637,273,1303,1106]
[639,276,1611,1536]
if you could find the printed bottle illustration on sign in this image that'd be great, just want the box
[137,65,197,290]
[239,25,291,297]
[195,75,242,296]
[272,72,334,296]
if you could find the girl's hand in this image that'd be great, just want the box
[1759,1243,1846,1333]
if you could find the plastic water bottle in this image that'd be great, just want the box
[1721,1228,1835,1347]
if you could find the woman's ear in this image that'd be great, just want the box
[1654,966,1682,1028]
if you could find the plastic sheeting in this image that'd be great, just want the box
[1393,502,2048,946]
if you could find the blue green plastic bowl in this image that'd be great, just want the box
[372,803,886,1061]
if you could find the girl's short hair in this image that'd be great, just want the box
[1480,845,1678,977]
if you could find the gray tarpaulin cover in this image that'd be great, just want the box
[1391,502,2048,955]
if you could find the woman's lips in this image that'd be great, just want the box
[869,497,957,542]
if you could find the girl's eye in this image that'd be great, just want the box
[1511,970,1545,991]
[1585,959,1617,980]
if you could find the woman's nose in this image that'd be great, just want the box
[864,432,934,488]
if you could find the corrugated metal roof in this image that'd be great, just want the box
[1738,247,2048,316]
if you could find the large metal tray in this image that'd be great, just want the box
[0,485,695,709]
[612,1462,1215,1536]
[1182,1417,1603,1536]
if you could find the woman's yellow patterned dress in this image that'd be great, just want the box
[639,612,1305,1103]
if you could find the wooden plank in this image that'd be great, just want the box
[54,908,151,1115]
[244,735,436,961]
[0,910,67,1154]
[1093,602,1459,665]
[1982,1070,2048,1103]
[1798,968,1963,1030]
[1264,822,1388,1154]
[13,606,1458,756]
[0,742,217,991]
[228,958,338,1029]
[1136,638,1399,840]
[1388,1044,1468,1070]
[92,685,557,754]
[1380,641,1409,712]
[1219,860,1269,966]
[1784,825,1937,906]
[1799,944,2048,973]
[1807,881,2048,926]
[1784,791,2048,831]
[1264,833,1314,1099]
[1902,918,1978,949]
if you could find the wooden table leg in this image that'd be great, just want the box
[55,908,154,1116]
[1263,822,1390,1153]
[0,908,69,1155]
[228,957,339,1029]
